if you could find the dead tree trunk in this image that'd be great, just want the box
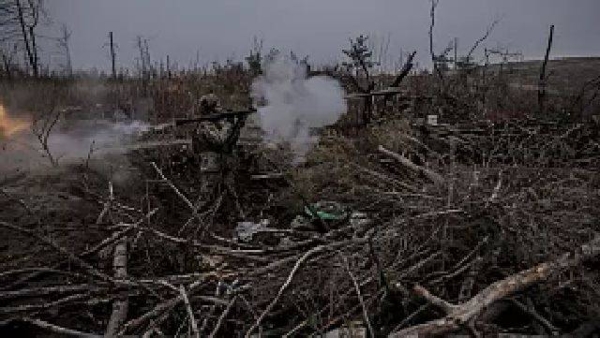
[538,25,555,114]
[109,31,117,80]
[57,24,72,77]
[15,0,40,77]
[383,51,417,107]
[429,0,443,80]
[390,51,416,88]
[1,50,12,80]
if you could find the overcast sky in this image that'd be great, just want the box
[43,0,600,72]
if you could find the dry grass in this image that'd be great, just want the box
[0,57,599,336]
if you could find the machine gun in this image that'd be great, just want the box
[173,108,257,126]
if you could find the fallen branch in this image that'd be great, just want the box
[0,284,96,300]
[17,317,101,337]
[151,161,194,210]
[105,236,129,336]
[390,235,600,337]
[341,253,375,338]
[0,292,91,314]
[4,209,157,290]
[0,221,114,283]
[208,295,238,338]
[378,145,445,185]
[118,273,221,335]
[180,284,200,338]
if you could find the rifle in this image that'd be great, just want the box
[174,108,257,126]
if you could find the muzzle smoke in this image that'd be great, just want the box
[251,54,347,161]
[0,102,149,176]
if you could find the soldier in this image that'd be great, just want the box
[193,94,247,218]
[193,94,228,153]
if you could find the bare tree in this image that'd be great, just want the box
[429,0,444,78]
[135,35,151,95]
[245,35,263,76]
[343,34,377,124]
[466,18,500,62]
[14,0,41,77]
[0,42,18,79]
[343,34,378,98]
[0,1,22,45]
[0,0,44,77]
[56,23,71,77]
[31,99,61,166]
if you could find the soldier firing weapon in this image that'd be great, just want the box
[181,107,257,154]
[182,94,256,218]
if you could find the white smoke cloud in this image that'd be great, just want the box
[0,118,150,177]
[251,54,346,161]
[47,120,151,158]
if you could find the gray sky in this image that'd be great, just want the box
[43,0,600,72]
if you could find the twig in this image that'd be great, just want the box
[0,221,114,283]
[0,187,32,214]
[119,274,218,335]
[510,298,559,335]
[4,203,155,291]
[561,321,600,338]
[17,317,101,337]
[0,292,91,314]
[180,284,200,338]
[151,162,194,210]
[0,283,97,300]
[208,295,237,338]
[340,253,375,338]
[244,244,326,337]
[458,256,483,303]
[391,304,430,332]
[0,267,87,281]
[199,281,223,335]
[467,19,500,59]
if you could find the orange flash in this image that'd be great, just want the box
[0,104,30,138]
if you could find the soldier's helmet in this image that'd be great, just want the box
[198,94,221,115]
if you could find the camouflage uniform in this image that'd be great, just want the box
[193,94,230,166]
[193,94,245,217]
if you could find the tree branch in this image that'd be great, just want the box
[390,235,600,337]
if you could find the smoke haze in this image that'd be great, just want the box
[251,54,346,160]
[0,106,149,178]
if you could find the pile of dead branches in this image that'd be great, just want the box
[1,112,599,337]
[414,117,600,168]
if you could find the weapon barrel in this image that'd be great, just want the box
[174,108,257,126]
